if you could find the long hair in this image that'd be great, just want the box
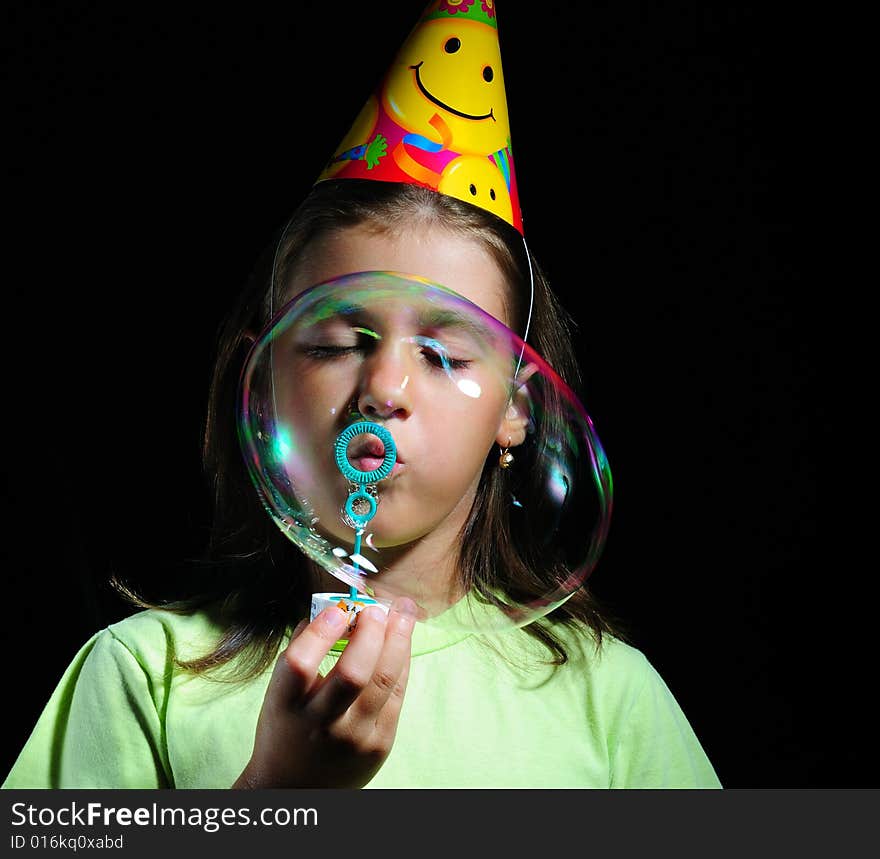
[115,179,631,681]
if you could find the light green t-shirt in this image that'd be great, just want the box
[2,607,721,789]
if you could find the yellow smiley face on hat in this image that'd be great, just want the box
[438,155,513,224]
[383,17,511,156]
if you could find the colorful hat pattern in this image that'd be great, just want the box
[316,0,523,234]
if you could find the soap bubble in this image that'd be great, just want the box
[238,271,611,635]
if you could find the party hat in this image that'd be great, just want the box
[316,0,523,234]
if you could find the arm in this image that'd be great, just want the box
[609,655,722,789]
[2,629,171,789]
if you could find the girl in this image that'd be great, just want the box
[2,178,722,789]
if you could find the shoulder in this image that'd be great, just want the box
[483,619,653,704]
[587,630,654,690]
[513,621,664,721]
[554,623,687,714]
[542,623,722,787]
[532,619,652,684]
[94,606,227,676]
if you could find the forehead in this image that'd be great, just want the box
[286,224,512,327]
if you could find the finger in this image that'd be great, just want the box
[281,606,350,702]
[271,618,308,691]
[302,605,389,724]
[372,638,412,742]
[350,598,416,723]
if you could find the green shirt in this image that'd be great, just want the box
[2,607,721,789]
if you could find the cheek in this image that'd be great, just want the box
[272,369,354,500]
[415,400,502,489]
[277,363,353,417]
[419,366,509,419]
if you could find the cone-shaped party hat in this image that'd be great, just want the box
[316,0,523,234]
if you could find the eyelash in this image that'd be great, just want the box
[422,350,472,371]
[301,342,472,371]
[302,344,360,359]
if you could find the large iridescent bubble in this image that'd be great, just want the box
[238,271,612,635]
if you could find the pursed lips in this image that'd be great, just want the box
[348,436,406,477]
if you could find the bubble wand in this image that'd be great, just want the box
[312,421,397,629]
[334,421,397,591]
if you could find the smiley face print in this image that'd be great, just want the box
[383,16,510,157]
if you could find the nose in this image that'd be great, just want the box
[356,339,413,421]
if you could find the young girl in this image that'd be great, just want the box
[2,178,721,789]
[2,2,721,790]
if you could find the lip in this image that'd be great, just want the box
[347,435,406,479]
[350,456,406,478]
[348,436,405,463]
[350,436,388,458]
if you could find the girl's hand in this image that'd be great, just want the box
[232,599,416,789]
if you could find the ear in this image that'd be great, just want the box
[495,362,537,448]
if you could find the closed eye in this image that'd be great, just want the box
[299,333,472,370]
[301,344,362,359]
[300,327,380,360]
[416,337,472,372]
[421,349,472,370]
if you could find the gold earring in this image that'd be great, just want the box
[499,438,514,469]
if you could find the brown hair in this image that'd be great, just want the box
[115,179,632,681]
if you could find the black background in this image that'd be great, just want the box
[2,2,854,788]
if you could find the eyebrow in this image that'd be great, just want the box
[306,303,495,342]
[304,301,364,324]
[416,308,495,342]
